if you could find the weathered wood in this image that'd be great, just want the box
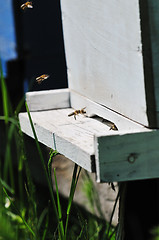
[95,129,159,182]
[26,88,70,111]
[61,0,148,126]
[19,107,114,172]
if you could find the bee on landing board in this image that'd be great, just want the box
[20,1,33,10]
[36,74,50,84]
[68,107,86,120]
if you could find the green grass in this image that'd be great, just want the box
[150,226,159,240]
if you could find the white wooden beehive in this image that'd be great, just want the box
[19,0,159,182]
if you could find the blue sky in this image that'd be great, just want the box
[0,0,17,76]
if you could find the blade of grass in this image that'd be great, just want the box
[106,186,120,240]
[82,171,105,218]
[0,59,9,124]
[15,96,25,115]
[0,116,18,125]
[42,210,49,240]
[48,149,59,183]
[0,177,14,194]
[64,164,82,240]
[2,187,36,238]
[76,224,85,240]
[37,207,48,231]
[15,126,25,203]
[77,211,88,240]
[48,149,65,239]
[3,123,15,189]
[0,59,15,190]
[54,168,64,238]
[25,101,64,239]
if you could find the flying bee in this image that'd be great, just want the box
[36,74,49,84]
[20,1,33,10]
[68,107,86,120]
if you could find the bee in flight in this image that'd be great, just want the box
[36,74,50,84]
[20,1,33,10]
[68,107,86,120]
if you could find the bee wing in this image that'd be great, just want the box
[20,4,25,9]
[80,107,86,114]
[27,4,33,8]
[43,74,50,79]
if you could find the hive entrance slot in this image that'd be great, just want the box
[90,115,118,131]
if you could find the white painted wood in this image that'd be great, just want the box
[19,108,118,172]
[26,89,70,111]
[19,106,156,181]
[70,90,146,131]
[24,88,145,131]
[95,129,159,182]
[61,0,148,126]
[19,93,157,182]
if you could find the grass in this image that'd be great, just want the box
[0,59,117,239]
[150,226,159,240]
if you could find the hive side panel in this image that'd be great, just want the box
[95,130,159,182]
[61,0,148,126]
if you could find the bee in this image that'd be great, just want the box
[68,107,86,120]
[102,119,118,131]
[109,123,118,131]
[36,74,49,84]
[20,1,33,10]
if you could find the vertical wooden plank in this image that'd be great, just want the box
[61,0,149,126]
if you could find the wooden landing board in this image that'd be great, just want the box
[19,108,113,172]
